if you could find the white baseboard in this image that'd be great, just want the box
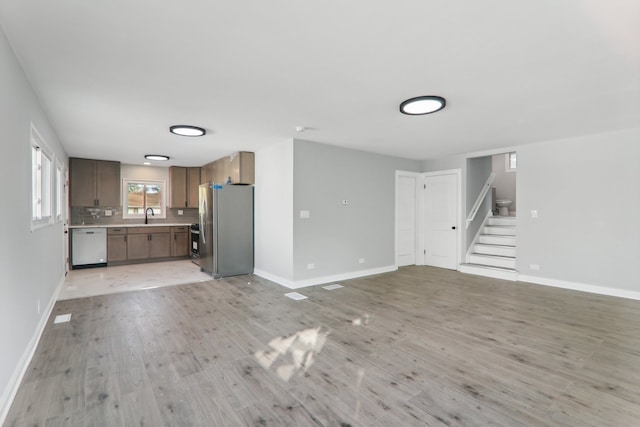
[255,265,398,290]
[518,274,640,301]
[253,269,295,288]
[0,273,66,425]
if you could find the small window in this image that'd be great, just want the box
[122,179,166,219]
[31,125,54,230]
[505,152,517,172]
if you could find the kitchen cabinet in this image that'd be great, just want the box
[227,151,255,185]
[126,233,149,260]
[76,225,193,266]
[187,167,200,207]
[107,228,127,262]
[201,151,254,185]
[149,232,171,258]
[127,227,171,260]
[201,164,213,184]
[171,226,190,257]
[169,167,201,208]
[70,158,121,207]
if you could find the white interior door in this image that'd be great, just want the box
[424,172,459,269]
[64,169,69,274]
[395,172,418,266]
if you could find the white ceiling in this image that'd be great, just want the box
[1,1,638,166]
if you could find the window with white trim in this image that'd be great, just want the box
[31,126,54,229]
[55,161,64,222]
[122,179,167,219]
[505,152,517,172]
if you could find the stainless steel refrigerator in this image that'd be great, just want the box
[199,184,254,278]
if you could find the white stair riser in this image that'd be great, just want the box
[473,244,516,257]
[459,264,517,281]
[478,235,516,246]
[483,226,516,236]
[469,254,516,269]
[487,217,517,226]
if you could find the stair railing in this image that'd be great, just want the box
[466,172,495,229]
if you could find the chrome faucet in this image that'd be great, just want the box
[145,207,154,224]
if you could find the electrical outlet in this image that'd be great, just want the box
[531,210,538,218]
[358,258,365,264]
[307,263,315,270]
[104,210,112,217]
[300,210,310,219]
[178,210,184,215]
[530,264,540,271]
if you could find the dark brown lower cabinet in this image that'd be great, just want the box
[171,226,190,257]
[126,227,171,261]
[107,228,127,262]
[105,226,189,264]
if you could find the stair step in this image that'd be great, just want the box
[478,234,516,246]
[487,216,517,226]
[459,264,517,281]
[483,225,516,236]
[468,253,516,269]
[473,243,516,257]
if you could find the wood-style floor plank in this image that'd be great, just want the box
[5,265,640,426]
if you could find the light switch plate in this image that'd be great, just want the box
[531,210,538,218]
[300,210,310,219]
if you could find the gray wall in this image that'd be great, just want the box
[517,128,640,292]
[466,156,493,247]
[492,153,517,213]
[0,26,68,418]
[254,140,294,283]
[292,140,421,281]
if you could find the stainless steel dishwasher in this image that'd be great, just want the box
[71,228,107,268]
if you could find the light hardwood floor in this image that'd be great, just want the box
[5,266,640,426]
[58,260,211,301]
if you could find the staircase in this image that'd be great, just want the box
[460,216,517,281]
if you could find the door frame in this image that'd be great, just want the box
[64,167,70,275]
[419,169,462,269]
[395,171,421,267]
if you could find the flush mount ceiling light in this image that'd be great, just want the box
[399,96,446,115]
[170,125,206,137]
[144,154,170,161]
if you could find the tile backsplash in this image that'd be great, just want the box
[70,206,198,226]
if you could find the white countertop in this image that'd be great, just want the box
[69,223,192,229]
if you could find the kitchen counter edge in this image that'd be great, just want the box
[69,223,193,229]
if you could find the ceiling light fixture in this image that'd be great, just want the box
[399,96,446,115]
[144,154,170,161]
[170,125,206,137]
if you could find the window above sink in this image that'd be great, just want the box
[122,179,167,219]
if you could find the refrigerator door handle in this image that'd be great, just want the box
[200,199,207,245]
